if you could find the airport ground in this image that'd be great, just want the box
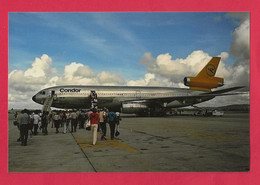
[8,112,249,172]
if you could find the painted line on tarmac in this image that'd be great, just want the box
[75,137,139,153]
[70,133,97,172]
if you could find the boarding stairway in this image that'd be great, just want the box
[42,95,54,112]
[90,90,98,109]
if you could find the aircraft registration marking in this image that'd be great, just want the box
[75,137,139,153]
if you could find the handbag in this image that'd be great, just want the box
[115,124,120,136]
[115,130,120,136]
[13,120,18,126]
[85,120,91,130]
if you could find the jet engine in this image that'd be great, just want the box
[121,102,166,116]
[184,77,224,91]
[121,102,149,114]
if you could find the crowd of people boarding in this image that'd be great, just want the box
[13,107,121,146]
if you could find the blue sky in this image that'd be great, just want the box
[9,12,237,80]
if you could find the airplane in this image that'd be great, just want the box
[32,57,244,116]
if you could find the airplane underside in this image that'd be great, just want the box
[47,95,214,116]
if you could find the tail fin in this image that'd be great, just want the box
[184,57,224,92]
[196,57,221,78]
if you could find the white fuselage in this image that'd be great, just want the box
[32,85,212,114]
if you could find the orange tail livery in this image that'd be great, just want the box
[184,57,224,92]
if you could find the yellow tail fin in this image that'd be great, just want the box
[184,57,224,92]
[196,57,221,79]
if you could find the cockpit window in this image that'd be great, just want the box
[40,91,46,95]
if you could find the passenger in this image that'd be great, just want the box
[28,111,34,137]
[90,91,98,109]
[15,112,21,142]
[115,112,121,137]
[53,112,60,133]
[92,95,98,109]
[88,109,93,118]
[89,108,100,145]
[32,112,40,135]
[59,112,63,128]
[61,111,67,134]
[97,109,101,132]
[84,110,92,130]
[70,110,77,133]
[48,111,52,129]
[78,111,84,129]
[14,111,17,119]
[41,111,49,135]
[51,111,55,128]
[82,111,87,128]
[66,111,71,130]
[38,113,42,132]
[19,109,30,146]
[108,110,117,140]
[99,108,107,140]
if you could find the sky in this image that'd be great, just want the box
[8,12,250,109]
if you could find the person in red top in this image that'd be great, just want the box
[89,108,100,145]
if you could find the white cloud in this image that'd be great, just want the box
[44,76,59,88]
[228,13,250,89]
[8,50,249,109]
[74,65,95,78]
[227,12,250,24]
[8,54,127,109]
[134,12,250,93]
[127,12,250,106]
[230,18,250,62]
[24,54,54,78]
[55,62,125,86]
[8,94,15,101]
[127,73,156,86]
[63,62,84,81]
[98,71,125,85]
[8,54,57,93]
[136,50,249,94]
[8,54,57,109]
[139,51,215,84]
[8,90,33,109]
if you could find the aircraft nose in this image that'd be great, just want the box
[32,95,36,102]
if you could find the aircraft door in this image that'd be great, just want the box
[136,90,141,99]
[50,90,57,100]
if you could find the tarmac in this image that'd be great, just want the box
[8,112,250,172]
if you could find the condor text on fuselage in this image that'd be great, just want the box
[60,88,81,93]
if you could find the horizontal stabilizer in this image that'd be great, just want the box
[204,86,245,94]
[120,86,247,104]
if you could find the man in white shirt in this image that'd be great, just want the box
[70,111,77,133]
[33,113,40,135]
[19,109,30,146]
